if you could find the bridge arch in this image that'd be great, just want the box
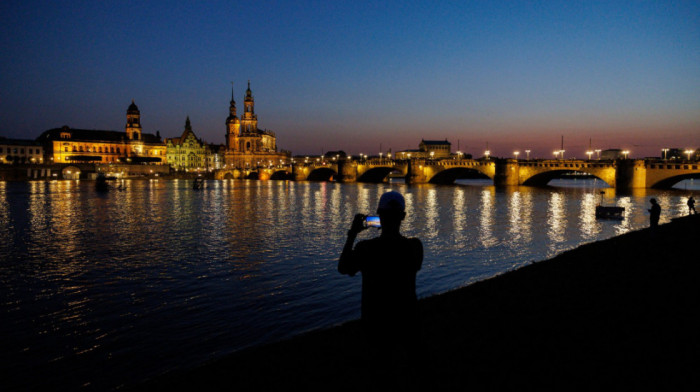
[215,169,243,180]
[307,167,337,181]
[521,169,612,187]
[428,167,491,185]
[270,170,293,180]
[357,166,401,183]
[649,173,700,189]
[62,165,82,180]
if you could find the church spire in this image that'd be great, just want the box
[229,82,237,117]
[244,80,254,115]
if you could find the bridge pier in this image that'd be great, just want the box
[616,159,646,190]
[494,159,519,186]
[337,159,357,182]
[405,160,428,184]
[292,164,308,181]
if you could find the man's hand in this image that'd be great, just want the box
[349,213,367,236]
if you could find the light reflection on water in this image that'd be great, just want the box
[1,179,697,391]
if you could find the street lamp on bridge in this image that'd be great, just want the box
[586,150,593,160]
[622,150,630,159]
[553,150,560,159]
[525,150,530,160]
[595,149,601,160]
[514,151,519,159]
[484,150,490,160]
[662,148,669,160]
[685,149,694,161]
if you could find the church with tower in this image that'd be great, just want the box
[37,100,167,165]
[224,81,290,169]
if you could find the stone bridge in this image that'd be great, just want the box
[286,159,495,184]
[495,159,700,189]
[213,158,700,189]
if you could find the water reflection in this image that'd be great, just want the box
[452,188,467,250]
[579,192,600,240]
[478,189,496,248]
[547,191,566,254]
[1,178,697,391]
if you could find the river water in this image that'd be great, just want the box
[1,178,697,390]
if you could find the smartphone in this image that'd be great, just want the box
[364,215,381,228]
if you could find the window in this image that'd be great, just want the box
[64,147,68,152]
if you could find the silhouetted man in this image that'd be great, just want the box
[648,198,661,227]
[339,191,423,363]
[688,196,696,215]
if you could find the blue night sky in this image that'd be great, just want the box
[1,1,699,158]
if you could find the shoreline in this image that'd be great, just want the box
[136,214,700,391]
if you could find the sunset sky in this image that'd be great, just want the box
[1,1,698,158]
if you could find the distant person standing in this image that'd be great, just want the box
[688,196,696,215]
[648,198,661,227]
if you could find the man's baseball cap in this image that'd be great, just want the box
[377,191,405,211]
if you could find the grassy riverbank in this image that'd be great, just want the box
[138,214,699,391]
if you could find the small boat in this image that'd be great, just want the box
[95,173,110,192]
[193,178,204,190]
[595,205,625,219]
[595,191,624,219]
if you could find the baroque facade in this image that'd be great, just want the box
[165,117,225,171]
[224,82,290,168]
[38,101,167,164]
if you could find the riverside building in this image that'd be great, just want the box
[396,139,452,159]
[165,117,224,171]
[37,101,167,165]
[0,137,44,164]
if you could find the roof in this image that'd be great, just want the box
[421,139,451,145]
[167,126,202,146]
[38,127,163,144]
[0,137,42,146]
[127,100,139,112]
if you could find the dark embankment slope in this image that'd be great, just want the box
[138,215,699,391]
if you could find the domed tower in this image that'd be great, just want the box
[241,80,258,134]
[226,84,241,151]
[126,100,142,140]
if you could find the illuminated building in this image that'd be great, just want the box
[396,139,452,159]
[38,101,166,164]
[166,117,208,171]
[224,82,290,168]
[0,137,44,164]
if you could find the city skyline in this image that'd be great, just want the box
[1,1,699,158]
